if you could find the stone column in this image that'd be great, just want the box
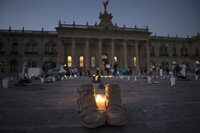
[111,39,115,68]
[146,41,150,70]
[85,38,89,70]
[57,38,64,66]
[123,39,128,69]
[72,38,75,68]
[98,39,102,72]
[135,40,140,73]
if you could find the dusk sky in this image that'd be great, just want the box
[0,0,200,37]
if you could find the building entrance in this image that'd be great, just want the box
[102,55,108,70]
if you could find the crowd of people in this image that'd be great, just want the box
[41,61,200,80]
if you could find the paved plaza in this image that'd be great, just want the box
[0,76,200,133]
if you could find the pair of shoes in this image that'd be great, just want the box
[77,84,127,128]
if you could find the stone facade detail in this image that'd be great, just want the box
[0,3,199,75]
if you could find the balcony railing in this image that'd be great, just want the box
[60,24,149,32]
[0,29,57,34]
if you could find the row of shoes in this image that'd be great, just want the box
[77,84,127,128]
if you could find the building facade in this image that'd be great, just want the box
[0,5,200,76]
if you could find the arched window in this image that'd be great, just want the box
[68,56,72,68]
[32,43,38,53]
[45,44,51,54]
[10,60,18,73]
[25,42,38,54]
[79,56,84,68]
[173,47,177,56]
[159,47,163,56]
[25,43,32,54]
[91,56,95,67]
[45,43,57,55]
[114,56,117,63]
[12,43,18,54]
[164,47,168,56]
[181,48,184,56]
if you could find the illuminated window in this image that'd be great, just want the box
[91,56,95,67]
[134,57,136,67]
[80,56,84,67]
[114,56,117,63]
[102,55,108,59]
[68,56,72,67]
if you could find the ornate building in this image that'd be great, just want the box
[0,2,199,76]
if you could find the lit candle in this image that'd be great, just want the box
[95,76,98,81]
[95,94,106,111]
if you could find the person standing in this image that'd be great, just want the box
[181,63,186,77]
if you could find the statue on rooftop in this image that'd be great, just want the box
[103,0,109,11]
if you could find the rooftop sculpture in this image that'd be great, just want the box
[103,0,109,11]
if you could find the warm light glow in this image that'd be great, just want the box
[114,56,117,63]
[134,57,136,67]
[96,95,105,102]
[80,56,84,67]
[95,76,98,81]
[68,56,72,67]
[95,94,106,111]
[102,55,108,59]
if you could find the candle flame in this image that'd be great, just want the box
[95,76,98,81]
[96,94,106,102]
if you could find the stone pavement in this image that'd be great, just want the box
[0,77,200,133]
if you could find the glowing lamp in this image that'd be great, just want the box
[95,76,99,81]
[95,94,106,111]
